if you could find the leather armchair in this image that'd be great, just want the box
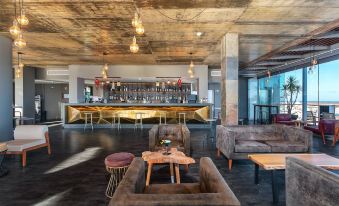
[304,119,338,144]
[286,157,339,206]
[149,124,190,155]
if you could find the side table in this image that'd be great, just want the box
[142,148,195,186]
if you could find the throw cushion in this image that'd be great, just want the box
[235,140,271,153]
[159,125,182,141]
[276,114,292,121]
[264,140,307,152]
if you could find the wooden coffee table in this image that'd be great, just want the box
[142,148,195,186]
[248,153,339,203]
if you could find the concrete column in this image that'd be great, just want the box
[0,36,13,140]
[220,33,239,125]
[69,76,85,103]
[15,67,35,120]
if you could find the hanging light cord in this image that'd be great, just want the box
[156,8,206,22]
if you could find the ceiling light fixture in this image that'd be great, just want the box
[130,36,139,53]
[135,20,145,35]
[10,20,20,36]
[15,52,24,79]
[14,33,26,49]
[17,0,29,26]
[132,13,140,27]
[308,45,318,75]
[188,52,194,75]
[196,31,203,37]
[101,52,108,79]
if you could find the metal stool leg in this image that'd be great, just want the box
[91,113,93,131]
[106,166,129,198]
[84,114,88,131]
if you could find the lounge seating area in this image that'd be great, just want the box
[110,157,240,206]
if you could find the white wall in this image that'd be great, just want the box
[68,64,208,103]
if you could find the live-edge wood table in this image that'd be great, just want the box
[142,148,195,186]
[248,153,339,203]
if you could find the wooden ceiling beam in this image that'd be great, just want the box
[245,18,339,68]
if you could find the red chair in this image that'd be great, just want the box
[333,121,339,146]
[273,114,294,126]
[304,119,338,144]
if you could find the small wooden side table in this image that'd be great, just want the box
[142,148,195,186]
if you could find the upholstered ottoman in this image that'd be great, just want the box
[104,152,134,198]
[0,143,8,177]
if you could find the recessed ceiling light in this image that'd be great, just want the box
[196,32,203,37]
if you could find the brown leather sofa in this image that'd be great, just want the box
[217,124,312,170]
[110,157,240,206]
[149,124,190,155]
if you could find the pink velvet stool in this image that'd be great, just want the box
[104,152,134,198]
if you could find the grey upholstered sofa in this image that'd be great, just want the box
[216,124,312,170]
[110,157,240,206]
[286,157,339,206]
[149,124,190,155]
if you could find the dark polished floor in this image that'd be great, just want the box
[0,126,338,206]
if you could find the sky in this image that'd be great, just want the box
[307,59,339,102]
[259,59,339,103]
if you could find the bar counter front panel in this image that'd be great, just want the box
[65,103,211,125]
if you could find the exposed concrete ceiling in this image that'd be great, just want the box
[1,0,339,70]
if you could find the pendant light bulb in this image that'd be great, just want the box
[190,60,194,68]
[104,63,108,71]
[130,36,139,53]
[17,10,29,26]
[14,33,26,49]
[136,20,144,35]
[132,13,140,27]
[10,20,20,36]
[19,62,24,68]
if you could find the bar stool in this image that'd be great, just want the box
[178,112,186,125]
[159,111,167,125]
[84,112,95,131]
[135,112,144,130]
[104,152,134,198]
[0,143,8,177]
[112,112,121,131]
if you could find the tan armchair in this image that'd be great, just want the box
[149,124,190,155]
[3,125,51,167]
[110,157,240,206]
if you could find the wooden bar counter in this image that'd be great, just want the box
[63,103,212,127]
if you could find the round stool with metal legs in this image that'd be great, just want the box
[178,112,186,125]
[84,112,95,131]
[104,152,135,198]
[112,112,121,131]
[159,111,167,125]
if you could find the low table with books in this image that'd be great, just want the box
[142,148,195,186]
[248,153,339,203]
